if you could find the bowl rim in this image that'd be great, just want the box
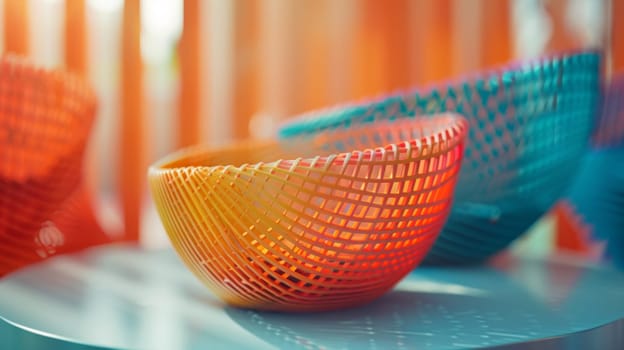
[277,49,601,138]
[149,113,468,175]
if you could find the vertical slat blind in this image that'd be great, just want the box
[232,0,260,140]
[120,0,145,242]
[0,0,620,245]
[178,0,201,147]
[613,0,624,72]
[3,0,28,54]
[64,0,86,75]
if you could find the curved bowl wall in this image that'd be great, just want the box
[279,51,600,264]
[150,115,467,311]
[0,56,100,275]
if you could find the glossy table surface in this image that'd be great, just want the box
[1,244,623,349]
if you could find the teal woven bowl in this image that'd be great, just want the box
[278,51,601,264]
[565,73,624,268]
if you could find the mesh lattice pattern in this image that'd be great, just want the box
[150,115,467,311]
[565,73,624,268]
[278,51,600,264]
[0,56,105,276]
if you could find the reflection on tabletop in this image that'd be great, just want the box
[1,245,623,350]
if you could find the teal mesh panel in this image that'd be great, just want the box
[278,52,600,264]
[566,73,624,268]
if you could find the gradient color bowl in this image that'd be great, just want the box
[0,56,103,275]
[149,115,467,312]
[278,51,600,264]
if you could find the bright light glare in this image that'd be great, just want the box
[142,0,183,38]
[141,0,183,65]
[87,0,123,14]
[396,279,487,296]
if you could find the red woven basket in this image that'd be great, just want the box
[0,56,107,275]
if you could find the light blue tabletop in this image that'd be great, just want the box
[1,244,623,349]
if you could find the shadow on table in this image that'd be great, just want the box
[225,267,564,350]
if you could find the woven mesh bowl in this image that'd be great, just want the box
[0,56,102,275]
[566,73,624,268]
[279,51,600,264]
[149,115,467,312]
[593,73,624,148]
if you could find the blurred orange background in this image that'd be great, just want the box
[1,0,622,248]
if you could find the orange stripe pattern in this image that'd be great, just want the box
[3,0,29,54]
[120,0,145,241]
[178,0,201,147]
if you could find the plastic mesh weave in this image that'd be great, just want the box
[565,73,624,268]
[0,56,107,276]
[278,51,601,264]
[149,115,467,311]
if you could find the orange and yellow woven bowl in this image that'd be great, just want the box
[149,115,467,312]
